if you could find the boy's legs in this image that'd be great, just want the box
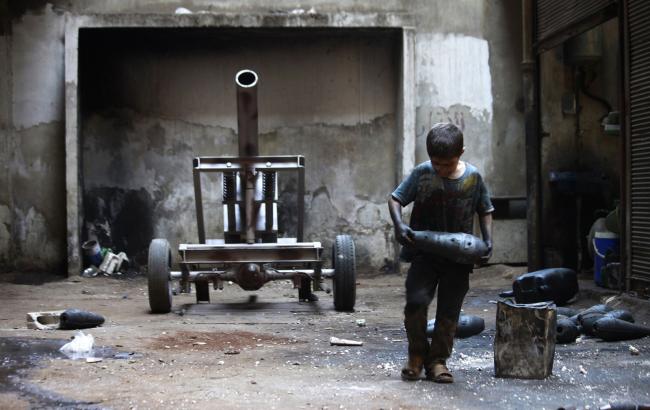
[426,266,470,382]
[402,259,438,380]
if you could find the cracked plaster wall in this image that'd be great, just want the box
[1,4,66,272]
[12,1,408,15]
[412,1,525,198]
[1,3,11,270]
[4,0,526,272]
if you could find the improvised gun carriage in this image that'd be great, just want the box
[147,69,357,313]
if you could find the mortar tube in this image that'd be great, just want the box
[235,69,259,157]
[236,69,259,243]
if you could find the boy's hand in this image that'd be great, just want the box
[395,223,415,246]
[480,240,492,265]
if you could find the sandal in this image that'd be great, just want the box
[401,356,424,381]
[427,363,454,383]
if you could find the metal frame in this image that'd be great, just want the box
[183,153,320,293]
[174,241,329,294]
[179,242,321,264]
[621,0,631,291]
[524,0,543,270]
[170,268,335,283]
[622,0,650,289]
[192,155,305,244]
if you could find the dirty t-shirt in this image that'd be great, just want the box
[391,161,494,263]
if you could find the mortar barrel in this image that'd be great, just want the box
[235,69,259,157]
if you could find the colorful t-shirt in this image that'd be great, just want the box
[392,161,494,262]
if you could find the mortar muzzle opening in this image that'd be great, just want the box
[236,70,258,88]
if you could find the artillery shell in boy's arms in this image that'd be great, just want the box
[410,231,488,265]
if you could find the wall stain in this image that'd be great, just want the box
[145,121,167,155]
[84,187,154,267]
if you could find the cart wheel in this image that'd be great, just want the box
[148,239,172,313]
[332,235,356,311]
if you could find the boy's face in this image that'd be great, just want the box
[430,155,462,178]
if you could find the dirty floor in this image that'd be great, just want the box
[0,265,649,410]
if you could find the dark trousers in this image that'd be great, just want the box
[404,257,470,367]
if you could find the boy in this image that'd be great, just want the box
[388,123,494,383]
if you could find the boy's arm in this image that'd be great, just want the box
[388,196,414,245]
[479,212,493,264]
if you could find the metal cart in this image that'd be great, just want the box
[147,69,356,313]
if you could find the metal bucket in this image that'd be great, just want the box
[82,240,102,267]
[593,231,619,287]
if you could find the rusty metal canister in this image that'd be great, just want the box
[494,300,557,379]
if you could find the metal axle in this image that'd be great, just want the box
[171,268,334,281]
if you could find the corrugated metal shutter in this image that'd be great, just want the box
[536,0,617,50]
[628,0,650,285]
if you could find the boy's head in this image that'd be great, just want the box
[426,123,465,178]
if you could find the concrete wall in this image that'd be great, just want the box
[1,0,526,273]
[0,1,10,269]
[539,19,620,268]
[1,3,67,272]
[80,29,399,268]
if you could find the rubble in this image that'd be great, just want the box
[26,310,64,330]
[329,337,363,346]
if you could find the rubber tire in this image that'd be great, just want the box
[332,235,356,311]
[148,239,172,313]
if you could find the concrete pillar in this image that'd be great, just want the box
[398,27,416,183]
[0,1,13,271]
[65,17,81,275]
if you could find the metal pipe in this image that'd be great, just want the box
[620,0,631,293]
[193,162,206,244]
[171,270,230,280]
[297,164,305,242]
[170,268,334,281]
[236,69,260,243]
[235,69,259,157]
[244,165,257,244]
[522,0,542,270]
[276,268,334,278]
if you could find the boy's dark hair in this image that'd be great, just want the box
[426,123,464,158]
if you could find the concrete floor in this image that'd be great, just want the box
[0,265,649,410]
